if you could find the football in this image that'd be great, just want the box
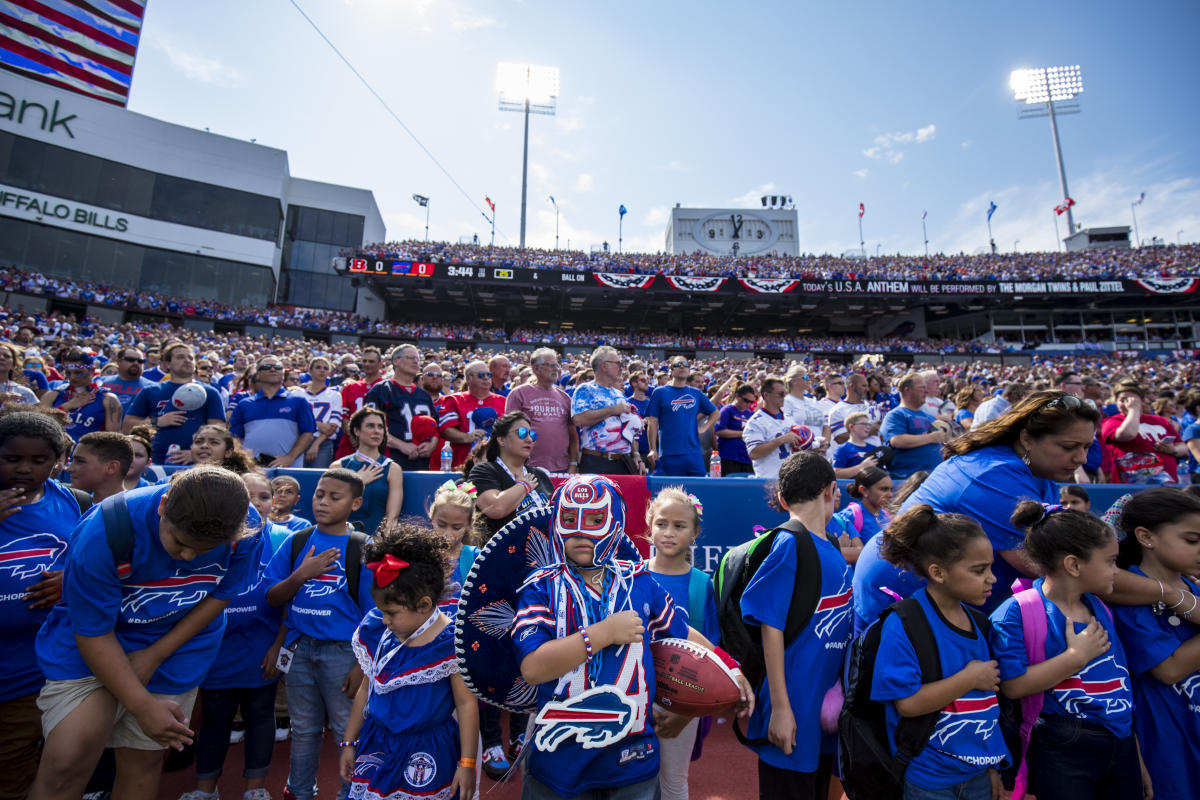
[651,638,741,717]
[790,424,815,452]
[170,381,208,412]
[931,419,953,435]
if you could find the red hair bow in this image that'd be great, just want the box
[366,555,409,587]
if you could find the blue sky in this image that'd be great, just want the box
[129,0,1200,257]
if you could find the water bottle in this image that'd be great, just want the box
[440,441,453,472]
[709,452,721,478]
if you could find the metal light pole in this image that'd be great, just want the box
[922,211,929,258]
[876,243,882,257]
[498,63,559,249]
[1179,229,1185,245]
[1130,193,1144,247]
[412,194,430,241]
[858,203,865,256]
[1012,66,1083,240]
[548,195,559,249]
[1014,239,1020,253]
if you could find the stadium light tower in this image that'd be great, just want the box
[498,63,559,249]
[1011,65,1082,237]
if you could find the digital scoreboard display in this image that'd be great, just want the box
[347,258,437,277]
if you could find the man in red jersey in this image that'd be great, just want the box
[363,344,438,470]
[333,347,385,460]
[437,360,506,469]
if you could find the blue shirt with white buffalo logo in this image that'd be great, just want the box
[263,528,375,647]
[35,486,258,694]
[645,385,716,456]
[127,380,226,463]
[0,479,79,702]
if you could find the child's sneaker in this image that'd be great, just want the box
[509,733,525,759]
[481,744,512,780]
[178,792,219,800]
[275,717,290,742]
[243,790,272,800]
[229,720,246,744]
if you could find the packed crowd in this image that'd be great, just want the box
[350,239,1200,280]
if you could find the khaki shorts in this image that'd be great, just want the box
[37,677,198,751]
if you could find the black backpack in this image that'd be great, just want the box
[713,518,838,746]
[838,598,991,800]
[289,525,368,601]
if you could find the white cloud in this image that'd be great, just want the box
[961,139,973,150]
[659,160,690,173]
[575,173,595,192]
[151,36,246,88]
[731,182,776,207]
[863,123,936,163]
[643,206,669,226]
[449,12,501,30]
[853,168,869,179]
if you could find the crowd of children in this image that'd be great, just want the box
[2,392,1200,800]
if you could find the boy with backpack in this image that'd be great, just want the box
[737,453,853,799]
[264,468,372,800]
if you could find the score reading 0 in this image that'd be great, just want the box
[347,258,437,277]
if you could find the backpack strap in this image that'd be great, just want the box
[891,597,943,765]
[848,502,864,537]
[69,486,93,516]
[686,567,709,628]
[100,492,135,579]
[288,525,318,570]
[1012,588,1050,800]
[777,518,826,645]
[345,529,368,602]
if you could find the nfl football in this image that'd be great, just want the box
[651,638,741,717]
[790,424,815,452]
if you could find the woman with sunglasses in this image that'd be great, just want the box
[466,411,554,538]
[853,390,1186,629]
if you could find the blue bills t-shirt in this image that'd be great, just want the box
[714,404,753,464]
[0,479,79,702]
[645,386,716,456]
[35,486,258,694]
[263,528,375,646]
[879,406,941,479]
[127,380,226,462]
[901,446,1058,613]
[990,580,1133,737]
[1111,568,1200,800]
[512,567,688,796]
[872,589,1009,789]
[853,531,927,633]
[648,569,720,645]
[98,375,156,414]
[741,528,853,772]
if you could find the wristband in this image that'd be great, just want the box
[580,628,594,660]
[458,758,476,768]
[712,645,740,672]
[339,739,358,748]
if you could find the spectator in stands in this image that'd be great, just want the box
[436,360,506,470]
[419,362,445,398]
[0,342,39,403]
[40,350,122,441]
[123,342,226,464]
[831,411,882,477]
[334,346,384,461]
[627,370,653,463]
[973,382,1029,425]
[644,357,719,476]
[1101,379,1186,483]
[505,347,578,473]
[229,356,317,468]
[67,431,133,504]
[293,356,343,468]
[816,373,845,417]
[743,376,801,479]
[21,352,50,394]
[488,354,511,397]
[783,364,828,441]
[97,346,154,415]
[879,371,944,481]
[332,406,403,538]
[468,410,555,537]
[827,372,881,446]
[142,345,164,381]
[364,343,438,471]
[217,351,248,393]
[714,382,758,475]
[920,369,954,422]
[953,385,984,432]
[570,346,643,475]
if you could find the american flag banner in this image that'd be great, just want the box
[0,0,146,106]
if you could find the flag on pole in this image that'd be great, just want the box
[987,201,997,221]
[1135,192,1145,205]
[548,195,556,206]
[619,204,628,217]
[485,196,495,213]
[412,194,429,207]
[1054,197,1076,216]
[858,203,865,218]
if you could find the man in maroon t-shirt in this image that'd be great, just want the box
[505,347,578,473]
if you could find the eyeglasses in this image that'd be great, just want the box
[422,371,443,378]
[1045,394,1083,411]
[471,371,492,379]
[671,363,688,369]
[515,426,538,442]
[602,360,622,366]
[258,363,284,371]
[121,356,145,364]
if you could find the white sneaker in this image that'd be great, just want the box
[243,790,272,800]
[178,792,219,800]
[274,725,290,742]
[229,729,245,744]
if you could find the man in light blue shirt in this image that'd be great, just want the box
[229,356,316,467]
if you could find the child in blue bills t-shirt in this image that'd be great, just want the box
[740,452,854,800]
[30,468,258,800]
[265,468,373,800]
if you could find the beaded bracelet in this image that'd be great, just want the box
[580,628,594,660]
[338,739,358,749]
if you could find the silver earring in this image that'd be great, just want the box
[1021,450,1031,467]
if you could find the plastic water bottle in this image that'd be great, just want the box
[709,452,721,478]
[440,441,453,472]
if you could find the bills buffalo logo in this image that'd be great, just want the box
[592,274,655,290]
[813,586,853,638]
[533,684,637,751]
[1053,654,1132,716]
[304,572,345,599]
[1173,673,1200,706]
[121,566,227,614]
[738,277,799,294]
[669,395,697,411]
[932,694,999,746]
[1134,277,1199,295]
[664,276,726,292]
[0,533,68,581]
[469,406,499,433]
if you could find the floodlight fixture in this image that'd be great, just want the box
[1012,64,1083,236]
[497,63,559,248]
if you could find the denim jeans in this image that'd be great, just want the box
[1029,715,1141,800]
[521,773,657,800]
[196,683,278,780]
[285,637,357,800]
[304,439,335,469]
[903,769,990,800]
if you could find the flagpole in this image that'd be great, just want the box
[987,218,995,254]
[1130,202,1140,247]
[425,200,430,242]
[1052,210,1061,251]
[619,212,623,253]
[858,216,864,256]
[922,214,929,259]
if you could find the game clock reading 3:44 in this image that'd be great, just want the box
[347,258,437,277]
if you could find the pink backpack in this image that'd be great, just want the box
[1010,587,1113,800]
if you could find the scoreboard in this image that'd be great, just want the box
[347,257,437,277]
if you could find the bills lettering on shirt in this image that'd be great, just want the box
[54,385,115,439]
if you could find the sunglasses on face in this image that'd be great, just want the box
[514,426,538,442]
[258,363,284,371]
[122,356,145,364]
[472,371,492,379]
